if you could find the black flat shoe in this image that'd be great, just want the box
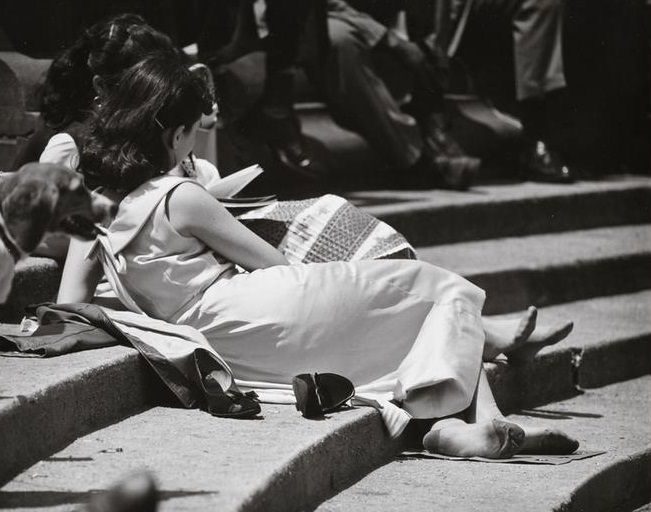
[203,370,261,418]
[520,140,574,183]
[292,372,355,418]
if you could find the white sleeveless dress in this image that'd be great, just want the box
[100,175,487,426]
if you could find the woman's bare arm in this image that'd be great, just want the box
[57,237,103,303]
[167,182,289,270]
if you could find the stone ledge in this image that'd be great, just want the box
[418,224,651,314]
[353,177,651,246]
[0,347,160,485]
[0,257,61,323]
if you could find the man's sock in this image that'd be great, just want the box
[518,97,546,142]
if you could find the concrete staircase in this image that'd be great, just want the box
[0,176,650,511]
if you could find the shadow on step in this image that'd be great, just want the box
[0,489,216,508]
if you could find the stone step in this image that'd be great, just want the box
[418,224,651,314]
[0,345,155,486]
[351,176,651,247]
[0,257,61,323]
[2,178,648,323]
[2,222,647,324]
[317,376,651,512]
[1,290,649,508]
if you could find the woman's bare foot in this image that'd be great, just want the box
[423,418,525,459]
[506,321,574,365]
[483,307,574,364]
[483,306,538,361]
[519,426,579,454]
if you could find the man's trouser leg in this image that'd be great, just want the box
[325,17,423,170]
[473,0,566,100]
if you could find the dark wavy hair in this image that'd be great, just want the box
[40,13,179,129]
[79,54,213,193]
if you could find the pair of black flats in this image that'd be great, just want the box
[201,370,355,420]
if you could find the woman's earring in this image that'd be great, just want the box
[93,96,101,107]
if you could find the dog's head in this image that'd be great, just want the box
[0,163,117,255]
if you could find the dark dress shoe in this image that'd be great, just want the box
[399,152,479,191]
[424,117,474,160]
[423,117,481,191]
[292,373,355,418]
[520,140,574,183]
[433,155,480,191]
[260,109,317,179]
[273,138,313,177]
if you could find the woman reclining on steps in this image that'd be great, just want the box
[31,13,572,366]
[57,53,578,458]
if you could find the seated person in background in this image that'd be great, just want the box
[325,0,480,190]
[196,0,324,182]
[9,14,182,259]
[466,0,574,182]
[12,13,179,172]
[409,0,574,183]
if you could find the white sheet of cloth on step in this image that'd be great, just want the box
[90,174,487,438]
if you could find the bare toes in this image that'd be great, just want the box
[514,306,537,344]
[507,320,574,365]
[520,428,580,454]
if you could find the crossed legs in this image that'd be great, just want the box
[423,304,577,458]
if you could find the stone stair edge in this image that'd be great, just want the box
[354,176,651,215]
[1,293,649,504]
[359,178,651,246]
[0,348,157,485]
[557,449,651,512]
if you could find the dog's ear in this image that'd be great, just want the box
[1,181,59,254]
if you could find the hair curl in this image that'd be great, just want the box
[79,54,213,193]
[40,13,179,129]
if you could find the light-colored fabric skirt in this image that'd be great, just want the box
[173,259,486,422]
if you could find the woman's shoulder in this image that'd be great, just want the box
[39,132,79,170]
